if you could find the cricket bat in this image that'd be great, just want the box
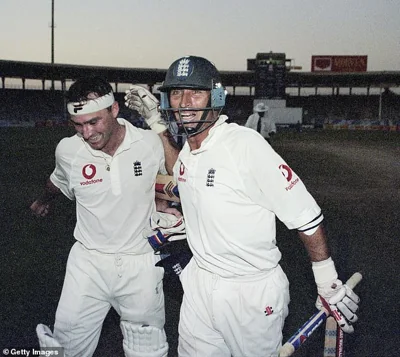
[155,174,180,202]
[323,316,338,357]
[279,272,362,357]
[336,325,345,357]
[324,315,346,357]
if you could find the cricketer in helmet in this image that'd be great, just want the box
[125,56,361,357]
[158,55,226,138]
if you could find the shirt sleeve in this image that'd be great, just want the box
[240,130,321,230]
[50,139,75,200]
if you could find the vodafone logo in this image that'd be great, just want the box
[80,164,103,186]
[279,164,299,191]
[279,164,293,182]
[178,163,186,182]
[82,164,96,179]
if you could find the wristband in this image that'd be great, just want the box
[312,257,338,285]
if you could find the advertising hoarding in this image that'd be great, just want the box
[311,56,367,72]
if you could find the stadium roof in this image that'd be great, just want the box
[1,59,400,88]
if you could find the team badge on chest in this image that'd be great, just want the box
[206,168,216,187]
[133,161,143,176]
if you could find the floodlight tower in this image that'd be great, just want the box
[51,0,54,64]
[51,0,55,89]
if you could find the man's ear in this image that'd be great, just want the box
[112,101,120,118]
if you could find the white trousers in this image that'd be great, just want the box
[178,260,290,357]
[54,242,165,357]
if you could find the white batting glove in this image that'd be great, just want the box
[143,212,186,252]
[312,258,360,333]
[36,324,62,348]
[124,85,167,134]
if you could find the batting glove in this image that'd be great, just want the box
[143,212,186,252]
[124,85,167,134]
[312,258,360,333]
[36,324,62,348]
[156,249,193,276]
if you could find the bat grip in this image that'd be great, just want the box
[344,272,362,290]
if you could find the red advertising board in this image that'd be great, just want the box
[311,56,367,72]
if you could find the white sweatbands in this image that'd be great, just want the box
[312,257,338,285]
[67,92,115,115]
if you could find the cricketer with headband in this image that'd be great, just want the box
[125,56,361,356]
[31,76,188,357]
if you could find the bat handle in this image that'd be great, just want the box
[345,272,362,290]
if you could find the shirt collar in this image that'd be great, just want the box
[81,118,143,157]
[117,118,143,150]
[181,115,229,156]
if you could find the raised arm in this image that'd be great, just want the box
[158,130,180,175]
[125,85,179,174]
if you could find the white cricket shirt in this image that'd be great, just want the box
[245,113,277,139]
[50,118,165,253]
[173,115,321,278]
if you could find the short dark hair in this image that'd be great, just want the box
[67,76,113,103]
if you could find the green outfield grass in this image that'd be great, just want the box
[0,127,399,356]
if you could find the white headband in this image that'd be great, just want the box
[67,92,115,115]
